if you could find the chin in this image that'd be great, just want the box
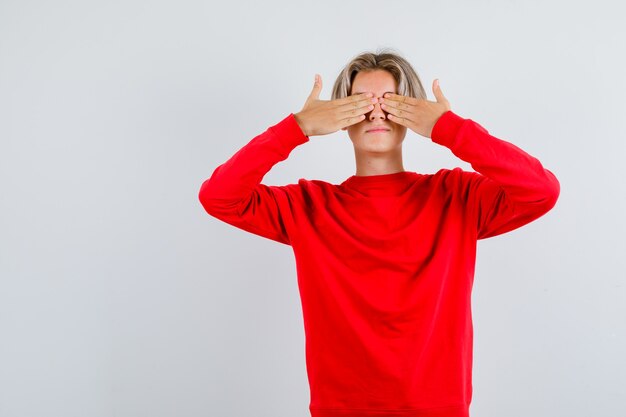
[352,136,404,153]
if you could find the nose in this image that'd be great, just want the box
[368,99,387,120]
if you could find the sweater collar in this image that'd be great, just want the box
[340,171,420,197]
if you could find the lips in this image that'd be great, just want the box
[366,128,390,133]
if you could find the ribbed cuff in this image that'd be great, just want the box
[430,110,465,148]
[268,113,310,149]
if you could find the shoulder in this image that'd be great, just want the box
[295,178,340,198]
[262,178,336,197]
[265,178,336,202]
[432,167,486,192]
[434,166,482,179]
[296,177,338,189]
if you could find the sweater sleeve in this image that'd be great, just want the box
[430,110,560,239]
[198,113,310,245]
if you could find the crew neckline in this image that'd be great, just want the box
[340,171,420,197]
[344,170,414,184]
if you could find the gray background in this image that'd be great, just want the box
[1,0,624,416]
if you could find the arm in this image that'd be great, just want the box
[199,73,377,245]
[431,110,561,239]
[380,80,560,239]
[198,113,310,245]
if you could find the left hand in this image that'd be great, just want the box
[378,79,451,138]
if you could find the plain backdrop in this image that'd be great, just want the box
[1,1,625,416]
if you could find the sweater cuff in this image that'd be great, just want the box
[430,110,466,147]
[268,113,310,148]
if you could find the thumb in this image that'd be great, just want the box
[308,73,322,101]
[432,79,447,104]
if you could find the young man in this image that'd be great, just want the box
[198,50,560,417]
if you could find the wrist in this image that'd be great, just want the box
[293,112,309,137]
[431,110,463,146]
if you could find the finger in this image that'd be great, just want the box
[381,93,418,106]
[339,101,375,119]
[307,74,322,101]
[379,97,414,112]
[338,101,375,127]
[338,114,367,129]
[337,96,378,114]
[383,103,417,126]
[334,92,374,107]
[432,79,447,104]
[386,113,412,127]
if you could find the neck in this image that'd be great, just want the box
[353,146,405,177]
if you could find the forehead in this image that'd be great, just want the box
[351,70,397,95]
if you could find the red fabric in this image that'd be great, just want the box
[199,111,560,417]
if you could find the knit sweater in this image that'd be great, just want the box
[198,110,560,417]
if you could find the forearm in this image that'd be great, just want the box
[431,111,560,208]
[199,113,309,205]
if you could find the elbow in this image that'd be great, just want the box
[198,179,208,205]
[198,178,246,219]
[198,179,218,215]
[547,170,560,206]
[539,170,561,213]
[198,164,223,212]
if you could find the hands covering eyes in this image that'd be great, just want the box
[293,75,451,139]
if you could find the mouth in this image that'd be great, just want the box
[366,128,390,133]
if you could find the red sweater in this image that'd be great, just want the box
[198,111,560,417]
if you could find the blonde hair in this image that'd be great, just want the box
[331,47,426,101]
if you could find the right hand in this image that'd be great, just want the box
[293,74,377,137]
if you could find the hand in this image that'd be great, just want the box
[378,79,452,138]
[293,74,378,137]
